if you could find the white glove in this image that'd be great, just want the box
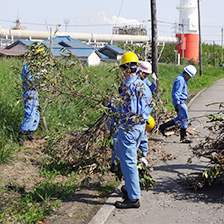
[140,157,148,167]
[151,72,157,84]
[40,69,47,75]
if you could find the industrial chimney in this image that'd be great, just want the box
[175,0,199,62]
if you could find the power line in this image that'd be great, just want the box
[115,0,125,26]
[0,17,223,29]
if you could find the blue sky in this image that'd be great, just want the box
[0,0,223,44]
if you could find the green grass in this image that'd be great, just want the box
[0,186,58,224]
[0,57,24,164]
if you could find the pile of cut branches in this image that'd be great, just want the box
[185,112,224,189]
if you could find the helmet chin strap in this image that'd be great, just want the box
[123,68,136,79]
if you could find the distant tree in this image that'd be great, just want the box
[158,45,176,64]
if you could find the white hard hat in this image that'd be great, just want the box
[184,65,197,79]
[138,61,152,74]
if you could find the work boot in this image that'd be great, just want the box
[121,185,128,199]
[180,128,192,144]
[17,131,34,146]
[110,163,118,173]
[159,120,175,137]
[26,131,34,141]
[17,132,25,146]
[114,198,140,209]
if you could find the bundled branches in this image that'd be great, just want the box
[185,111,224,189]
[193,113,224,159]
[43,114,111,176]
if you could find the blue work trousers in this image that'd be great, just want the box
[173,103,189,129]
[20,90,40,132]
[112,131,148,162]
[117,123,145,200]
[111,135,118,163]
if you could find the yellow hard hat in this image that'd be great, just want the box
[120,52,139,66]
[145,115,155,131]
[34,46,45,57]
[36,47,44,53]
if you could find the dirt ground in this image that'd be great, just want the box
[0,139,117,224]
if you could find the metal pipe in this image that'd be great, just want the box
[0,27,180,45]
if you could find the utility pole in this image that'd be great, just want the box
[182,19,184,58]
[198,0,203,76]
[213,41,216,67]
[64,19,70,32]
[50,27,53,52]
[150,0,158,92]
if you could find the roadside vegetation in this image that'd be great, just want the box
[0,42,224,223]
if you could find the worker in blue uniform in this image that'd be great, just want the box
[18,62,40,146]
[108,61,156,172]
[137,61,157,165]
[159,65,197,143]
[113,52,152,209]
[138,60,157,93]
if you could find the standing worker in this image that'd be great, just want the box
[113,52,152,209]
[109,61,156,171]
[138,61,157,93]
[159,65,197,143]
[18,62,40,146]
[137,61,157,165]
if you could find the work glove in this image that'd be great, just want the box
[175,104,180,113]
[40,69,47,75]
[151,72,157,84]
[140,157,148,167]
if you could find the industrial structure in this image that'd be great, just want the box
[175,0,199,62]
[0,26,179,46]
[112,24,147,36]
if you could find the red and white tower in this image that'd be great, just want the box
[175,0,199,62]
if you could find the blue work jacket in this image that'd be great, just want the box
[172,73,188,107]
[21,63,39,90]
[117,75,152,128]
[143,77,157,93]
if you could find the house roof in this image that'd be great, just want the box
[3,36,124,62]
[69,49,95,57]
[97,51,110,59]
[42,41,64,49]
[42,36,94,49]
[0,49,27,56]
[5,39,33,49]
[99,45,126,54]
[52,48,95,58]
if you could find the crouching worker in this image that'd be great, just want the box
[113,52,151,209]
[159,65,197,143]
